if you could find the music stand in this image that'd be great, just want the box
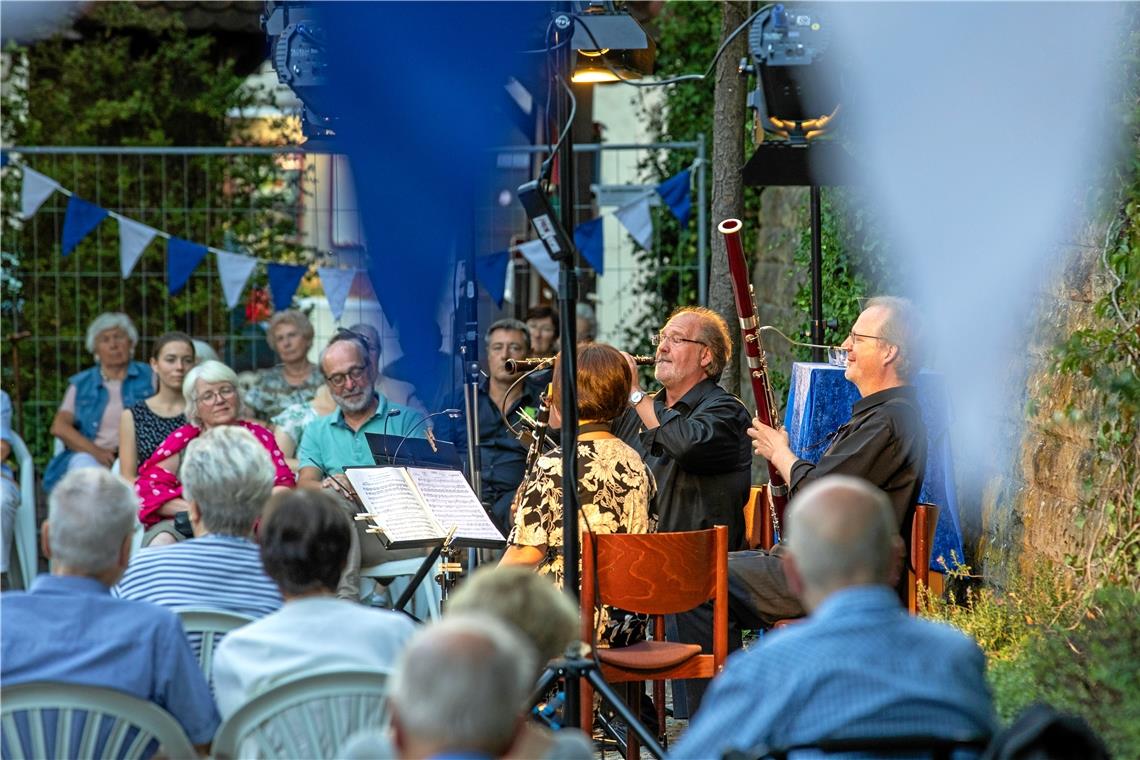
[366,434,462,469]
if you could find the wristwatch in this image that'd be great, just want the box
[629,389,646,406]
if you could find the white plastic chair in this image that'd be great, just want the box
[9,433,38,590]
[0,681,197,760]
[211,670,391,760]
[176,609,254,682]
[359,557,443,622]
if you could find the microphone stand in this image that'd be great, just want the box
[458,253,484,572]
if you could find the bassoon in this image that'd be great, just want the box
[719,217,787,541]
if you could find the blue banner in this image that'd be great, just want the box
[474,251,510,307]
[656,168,692,228]
[574,217,605,275]
[61,196,109,256]
[167,237,208,295]
[267,263,308,312]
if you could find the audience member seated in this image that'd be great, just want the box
[245,309,323,422]
[347,614,537,760]
[1,390,20,581]
[668,476,997,759]
[135,360,294,545]
[118,331,195,482]
[270,385,336,471]
[45,312,154,493]
[0,469,218,748]
[297,329,426,599]
[212,488,416,719]
[379,321,455,414]
[501,342,653,648]
[434,319,542,533]
[576,303,598,343]
[116,425,283,620]
[448,566,594,760]
[526,305,559,358]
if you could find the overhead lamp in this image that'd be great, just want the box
[567,2,654,85]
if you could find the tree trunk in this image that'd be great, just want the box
[710,1,749,398]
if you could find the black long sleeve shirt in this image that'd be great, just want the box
[614,377,752,550]
[789,385,928,538]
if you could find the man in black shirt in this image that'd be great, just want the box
[614,305,752,719]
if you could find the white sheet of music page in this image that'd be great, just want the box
[345,467,442,543]
[405,467,506,543]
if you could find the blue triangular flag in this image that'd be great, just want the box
[656,168,692,228]
[167,237,209,295]
[318,267,357,322]
[573,217,604,275]
[268,263,308,312]
[60,196,109,256]
[474,251,510,307]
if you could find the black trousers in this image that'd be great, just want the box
[669,546,805,719]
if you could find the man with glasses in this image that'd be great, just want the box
[297,330,427,598]
[690,297,929,678]
[613,305,752,720]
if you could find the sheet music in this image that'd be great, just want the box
[344,467,442,543]
[406,467,505,543]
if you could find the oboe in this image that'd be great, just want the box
[510,384,552,520]
[719,217,787,541]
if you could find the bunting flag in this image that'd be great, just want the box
[318,266,357,322]
[614,191,654,252]
[167,237,208,295]
[656,168,692,227]
[20,167,60,219]
[267,263,308,312]
[573,217,605,275]
[474,250,510,307]
[116,217,158,278]
[516,238,560,289]
[215,250,258,309]
[60,196,109,256]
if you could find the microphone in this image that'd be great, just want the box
[382,408,402,462]
[391,409,462,465]
[505,355,656,373]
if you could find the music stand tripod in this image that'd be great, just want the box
[530,644,666,760]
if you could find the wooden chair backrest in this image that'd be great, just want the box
[908,503,939,613]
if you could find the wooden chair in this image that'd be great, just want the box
[211,669,390,760]
[580,526,728,759]
[0,681,197,759]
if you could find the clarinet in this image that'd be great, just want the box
[719,217,787,542]
[510,384,552,519]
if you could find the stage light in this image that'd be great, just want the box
[568,2,654,85]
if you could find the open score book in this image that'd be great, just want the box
[344,466,506,549]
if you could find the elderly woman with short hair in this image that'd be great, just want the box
[45,313,155,493]
[245,309,323,422]
[136,360,294,545]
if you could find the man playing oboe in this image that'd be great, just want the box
[614,305,752,719]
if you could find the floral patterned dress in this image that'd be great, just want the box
[508,436,655,647]
[245,365,324,422]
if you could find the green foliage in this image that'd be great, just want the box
[924,567,1140,756]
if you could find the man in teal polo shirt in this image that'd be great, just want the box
[298,330,426,599]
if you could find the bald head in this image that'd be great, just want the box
[785,476,903,607]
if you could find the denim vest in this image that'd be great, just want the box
[43,361,154,492]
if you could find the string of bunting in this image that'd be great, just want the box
[14,164,366,321]
[474,166,695,306]
[16,161,694,314]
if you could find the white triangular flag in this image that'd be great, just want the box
[516,239,560,289]
[215,250,258,310]
[117,217,158,278]
[318,267,357,322]
[21,167,60,219]
[614,191,655,252]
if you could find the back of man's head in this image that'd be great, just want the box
[47,469,137,577]
[260,488,352,597]
[785,475,902,607]
[390,613,537,759]
[181,425,274,537]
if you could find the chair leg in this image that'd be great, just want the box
[655,679,666,745]
[625,682,641,760]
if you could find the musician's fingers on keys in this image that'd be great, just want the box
[620,351,640,388]
[748,416,787,458]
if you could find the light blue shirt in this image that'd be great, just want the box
[669,586,997,759]
[297,394,426,475]
[1,574,219,744]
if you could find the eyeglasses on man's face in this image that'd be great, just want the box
[848,330,889,345]
[651,331,707,348]
[198,385,237,406]
[326,365,368,389]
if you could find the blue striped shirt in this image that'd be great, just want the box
[669,586,996,759]
[114,534,282,619]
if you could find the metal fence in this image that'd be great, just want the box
[1,139,705,465]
